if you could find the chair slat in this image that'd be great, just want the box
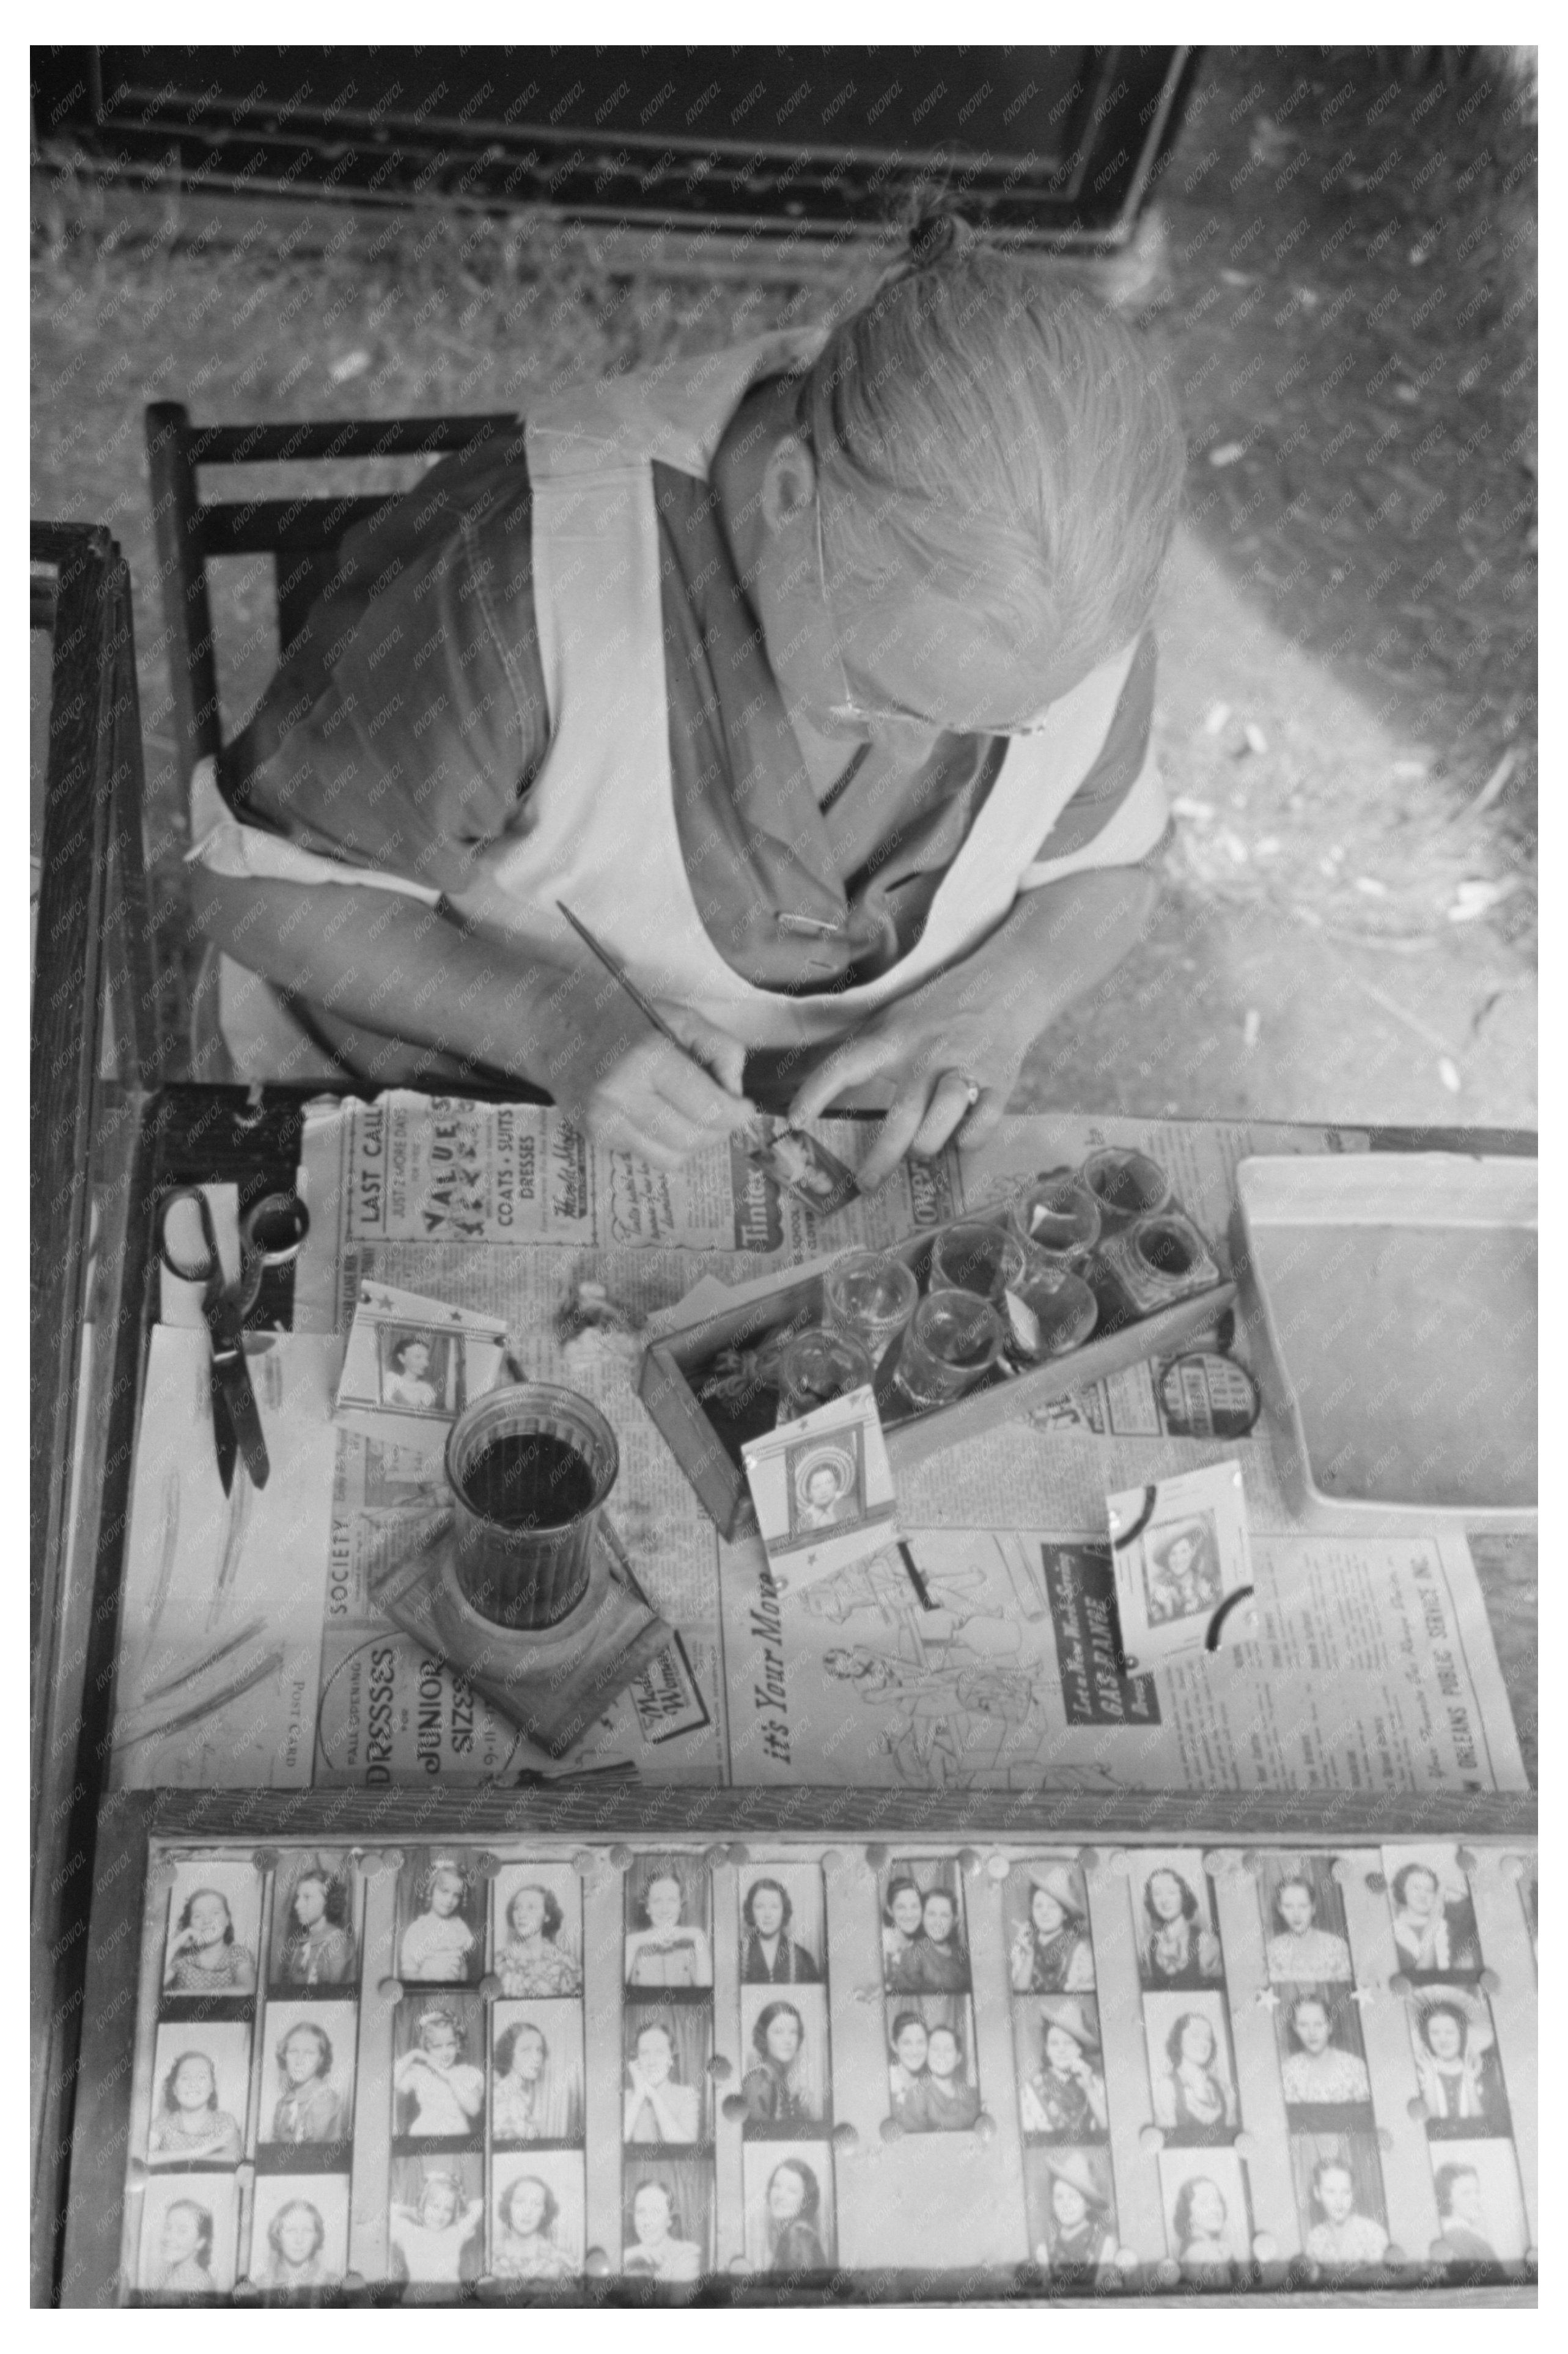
[186,415,520,463]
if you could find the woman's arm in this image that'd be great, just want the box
[790,862,1160,1189]
[185,870,751,1169]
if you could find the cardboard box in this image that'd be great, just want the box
[639,1222,1235,1538]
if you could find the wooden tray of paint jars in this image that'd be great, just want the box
[638,1200,1236,1540]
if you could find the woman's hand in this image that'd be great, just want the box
[788,959,1031,1190]
[535,972,754,1170]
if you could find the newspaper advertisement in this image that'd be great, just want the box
[716,1526,1527,1796]
[111,1096,1525,1800]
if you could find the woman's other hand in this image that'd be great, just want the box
[788,961,1028,1191]
[537,975,753,1169]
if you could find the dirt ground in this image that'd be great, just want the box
[30,45,1537,1129]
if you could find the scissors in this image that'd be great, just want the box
[155,1188,310,1492]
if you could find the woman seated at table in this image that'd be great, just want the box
[185,218,1182,1189]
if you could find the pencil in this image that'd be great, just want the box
[555,899,751,1105]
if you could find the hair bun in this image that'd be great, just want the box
[905,207,972,271]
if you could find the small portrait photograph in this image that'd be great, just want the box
[784,1428,864,1543]
[1274,1985,1372,2115]
[1383,1845,1482,1979]
[880,1857,971,1994]
[1023,2146,1120,2275]
[392,1994,486,2145]
[743,2143,835,2276]
[259,2002,357,2150]
[886,1996,983,2134]
[1144,1992,1240,2142]
[396,1849,484,1986]
[147,2022,251,2167]
[136,2175,240,2298]
[269,1852,359,1993]
[1158,2147,1252,2287]
[492,1862,583,2000]
[490,2001,586,2145]
[624,2006,712,2148]
[378,1324,458,1415]
[248,2175,350,2293]
[388,2155,485,2287]
[624,1854,713,1991]
[1015,1996,1109,2142]
[739,1865,825,1986]
[1407,1985,1512,2137]
[1429,2140,1530,2270]
[739,1987,832,2138]
[621,2157,713,2282]
[1288,2132,1391,2273]
[491,2149,586,2282]
[1005,1858,1095,1994]
[748,1125,858,1219]
[1257,1854,1353,1985]
[162,1859,261,1999]
[1141,1513,1222,1625]
[1133,1850,1225,1991]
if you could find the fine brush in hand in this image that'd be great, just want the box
[555,899,751,1107]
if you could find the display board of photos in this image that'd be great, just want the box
[119,1834,1537,2300]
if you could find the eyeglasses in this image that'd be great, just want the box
[810,484,1051,740]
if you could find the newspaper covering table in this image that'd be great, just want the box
[107,1099,1526,1798]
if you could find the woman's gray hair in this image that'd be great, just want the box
[801,210,1184,706]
